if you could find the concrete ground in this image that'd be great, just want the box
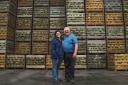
[0,69,128,85]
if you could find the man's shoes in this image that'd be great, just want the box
[62,79,70,83]
[58,78,62,82]
[70,79,75,83]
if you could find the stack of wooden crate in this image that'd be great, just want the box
[6,55,25,68]
[75,55,86,69]
[26,55,45,69]
[66,0,86,69]
[86,0,106,69]
[15,0,32,54]
[0,54,5,68]
[123,0,128,53]
[0,0,17,68]
[108,54,128,71]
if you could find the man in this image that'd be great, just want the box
[62,27,78,83]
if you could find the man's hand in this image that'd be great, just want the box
[73,52,77,58]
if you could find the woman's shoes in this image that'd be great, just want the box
[53,80,60,84]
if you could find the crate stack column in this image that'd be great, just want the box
[45,0,66,69]
[107,0,128,71]
[66,0,86,69]
[32,0,49,55]
[15,0,33,55]
[105,0,125,69]
[26,0,49,69]
[0,0,17,68]
[123,0,128,53]
[86,0,106,69]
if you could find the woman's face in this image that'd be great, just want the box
[56,31,61,38]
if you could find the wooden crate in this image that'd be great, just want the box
[125,26,128,39]
[32,30,48,41]
[6,55,25,68]
[124,13,128,25]
[78,40,86,54]
[26,55,45,69]
[17,7,32,17]
[88,54,106,69]
[75,55,87,69]
[34,7,49,17]
[0,27,7,39]
[86,0,104,11]
[86,13,104,25]
[126,26,128,38]
[16,18,32,30]
[0,54,5,68]
[106,26,124,39]
[15,30,31,41]
[33,18,49,29]
[105,13,123,25]
[66,0,84,11]
[69,26,86,40]
[104,0,122,11]
[0,40,6,53]
[0,13,8,26]
[0,1,17,15]
[0,1,9,12]
[123,0,128,12]
[87,26,105,39]
[87,40,106,53]
[67,12,85,25]
[32,42,48,54]
[108,54,128,71]
[18,0,33,7]
[126,39,128,52]
[34,0,49,6]
[50,0,65,6]
[50,7,65,17]
[15,42,31,54]
[50,18,66,29]
[107,40,125,53]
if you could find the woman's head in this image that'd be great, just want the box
[54,30,62,38]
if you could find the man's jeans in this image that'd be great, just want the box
[52,58,63,81]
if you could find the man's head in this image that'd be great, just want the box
[64,27,71,35]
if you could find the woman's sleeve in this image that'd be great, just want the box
[51,40,58,57]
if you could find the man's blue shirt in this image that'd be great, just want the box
[62,33,78,53]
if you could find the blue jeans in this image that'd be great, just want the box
[52,58,63,81]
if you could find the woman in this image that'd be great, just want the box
[50,30,64,84]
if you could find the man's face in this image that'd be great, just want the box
[64,28,70,35]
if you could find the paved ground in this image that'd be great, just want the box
[0,69,128,85]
